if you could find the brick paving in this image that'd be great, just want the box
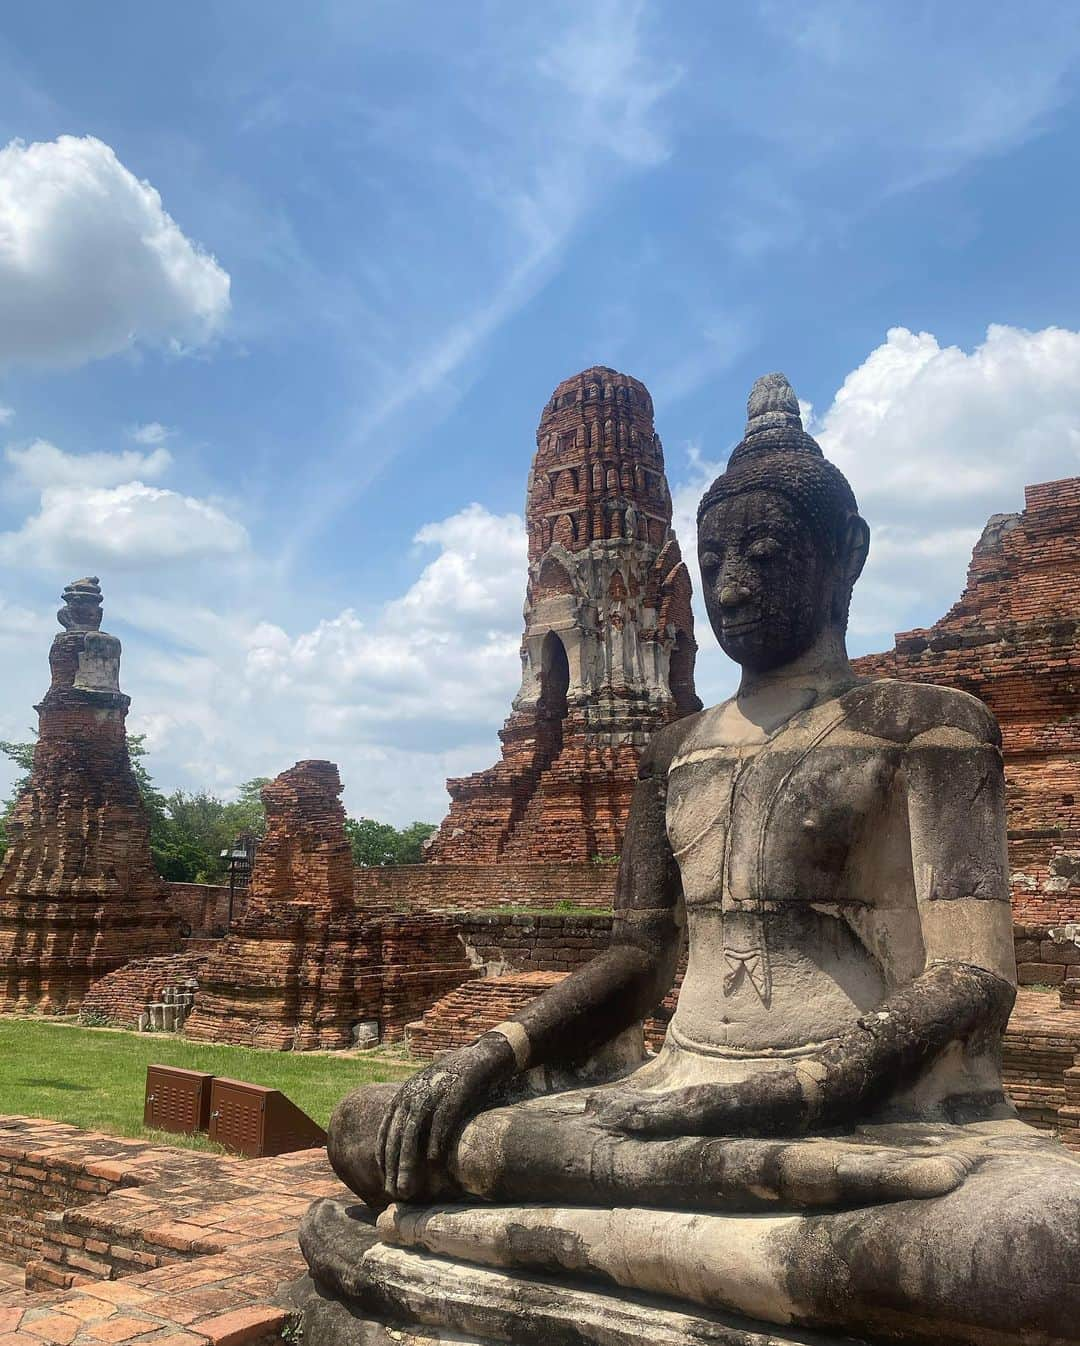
[0,1116,346,1344]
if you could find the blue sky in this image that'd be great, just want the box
[0,1,1078,822]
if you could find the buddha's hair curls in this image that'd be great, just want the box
[697,372,859,556]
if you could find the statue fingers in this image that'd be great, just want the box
[393,1106,430,1201]
[381,1101,410,1197]
[427,1081,469,1165]
[375,1096,398,1180]
[595,1087,727,1135]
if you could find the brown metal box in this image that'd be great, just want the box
[207,1077,327,1157]
[144,1065,215,1135]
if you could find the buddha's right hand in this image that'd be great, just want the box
[377,1032,517,1201]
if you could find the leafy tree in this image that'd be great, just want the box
[0,735,37,862]
[154,779,270,884]
[345,817,436,867]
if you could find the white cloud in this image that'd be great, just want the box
[0,440,247,570]
[6,439,172,490]
[0,135,230,368]
[115,503,529,822]
[250,503,526,731]
[385,504,527,632]
[0,481,248,570]
[130,422,172,446]
[814,324,1080,644]
[0,405,13,425]
[536,0,681,169]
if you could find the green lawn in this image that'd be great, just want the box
[0,1017,418,1151]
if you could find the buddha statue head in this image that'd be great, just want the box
[697,373,869,672]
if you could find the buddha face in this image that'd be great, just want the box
[698,489,839,672]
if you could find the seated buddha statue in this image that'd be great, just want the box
[299,375,1080,1346]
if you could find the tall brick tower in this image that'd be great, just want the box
[429,366,700,864]
[0,578,177,1012]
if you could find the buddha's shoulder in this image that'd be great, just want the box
[845,677,1001,748]
[638,710,710,777]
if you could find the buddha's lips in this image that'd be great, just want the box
[720,617,760,635]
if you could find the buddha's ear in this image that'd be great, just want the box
[840,514,870,588]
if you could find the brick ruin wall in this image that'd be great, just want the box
[181,762,480,1049]
[164,882,242,937]
[454,912,614,975]
[851,477,1079,935]
[0,1115,344,1343]
[353,861,618,911]
[80,952,211,1028]
[0,1145,120,1275]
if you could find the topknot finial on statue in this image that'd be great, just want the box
[745,372,802,437]
[58,577,103,633]
[698,372,855,539]
[726,373,822,468]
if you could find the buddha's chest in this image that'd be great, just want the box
[665,733,899,910]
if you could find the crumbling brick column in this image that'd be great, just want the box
[183,761,475,1049]
[0,578,178,1013]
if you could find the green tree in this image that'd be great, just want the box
[0,736,36,862]
[345,817,436,867]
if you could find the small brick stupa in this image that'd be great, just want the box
[0,578,177,1012]
[853,477,1079,927]
[428,366,700,864]
[184,760,475,1049]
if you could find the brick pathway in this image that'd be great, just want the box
[0,1116,346,1344]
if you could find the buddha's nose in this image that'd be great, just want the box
[719,583,751,608]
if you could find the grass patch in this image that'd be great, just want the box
[0,1016,418,1152]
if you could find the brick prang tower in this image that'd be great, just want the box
[0,578,178,1012]
[429,366,700,864]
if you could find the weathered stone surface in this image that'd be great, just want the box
[183,761,478,1048]
[0,579,178,1012]
[296,1203,869,1346]
[428,367,700,865]
[302,376,1080,1345]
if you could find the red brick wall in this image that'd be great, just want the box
[852,477,1079,927]
[353,861,618,911]
[80,952,211,1028]
[0,1146,120,1273]
[455,912,613,975]
[164,883,241,936]
[0,671,179,1013]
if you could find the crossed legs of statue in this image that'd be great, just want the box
[311,1080,1080,1346]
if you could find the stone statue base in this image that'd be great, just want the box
[295,1198,877,1346]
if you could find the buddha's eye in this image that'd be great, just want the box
[700,549,722,576]
[747,538,780,560]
